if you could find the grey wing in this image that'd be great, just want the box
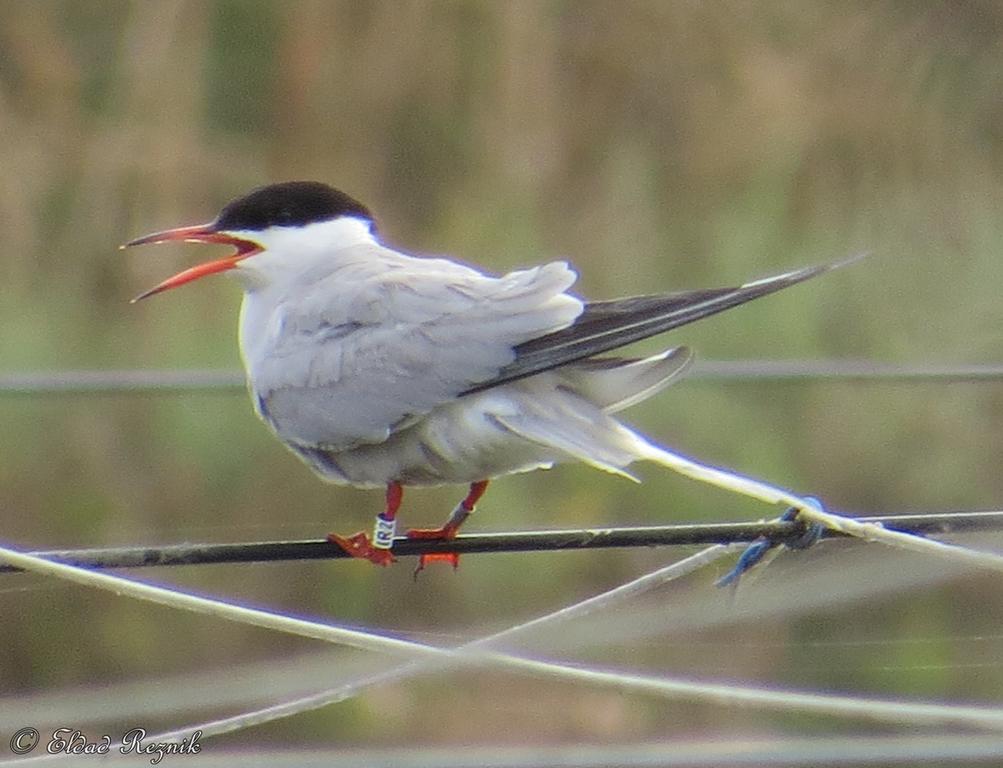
[252,258,583,450]
[462,256,861,395]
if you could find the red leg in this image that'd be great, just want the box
[407,480,489,573]
[327,481,403,566]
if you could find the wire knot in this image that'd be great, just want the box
[716,498,826,588]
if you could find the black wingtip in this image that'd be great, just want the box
[462,252,868,395]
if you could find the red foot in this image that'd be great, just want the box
[406,524,461,574]
[327,531,396,566]
[406,524,460,540]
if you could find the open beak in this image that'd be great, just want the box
[123,224,262,302]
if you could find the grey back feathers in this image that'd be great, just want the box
[249,250,582,450]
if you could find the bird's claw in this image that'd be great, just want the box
[405,524,459,540]
[406,525,461,576]
[327,531,397,566]
[412,551,461,577]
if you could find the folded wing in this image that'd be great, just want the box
[254,249,859,452]
[252,253,583,450]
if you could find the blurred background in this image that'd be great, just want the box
[2,0,1003,760]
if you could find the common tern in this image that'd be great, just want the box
[126,181,857,569]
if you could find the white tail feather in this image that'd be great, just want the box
[494,382,816,513]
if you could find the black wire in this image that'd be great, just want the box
[3,511,1001,573]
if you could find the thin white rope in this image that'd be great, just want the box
[4,541,1003,765]
[0,546,731,749]
[144,545,736,743]
[640,443,1003,573]
[0,545,432,659]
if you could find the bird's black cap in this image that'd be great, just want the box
[214,181,373,231]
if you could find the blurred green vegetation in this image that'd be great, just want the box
[3,0,1003,749]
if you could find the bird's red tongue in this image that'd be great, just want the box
[123,224,261,301]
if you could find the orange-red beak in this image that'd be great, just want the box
[123,224,262,302]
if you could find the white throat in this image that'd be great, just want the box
[233,215,379,383]
[230,216,377,293]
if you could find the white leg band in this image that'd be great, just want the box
[373,515,396,550]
